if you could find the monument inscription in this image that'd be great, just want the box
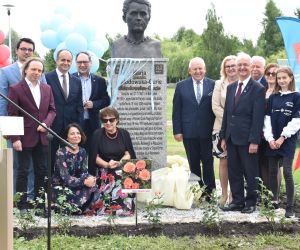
[110,59,167,169]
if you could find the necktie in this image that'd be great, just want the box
[62,74,68,99]
[235,82,243,104]
[196,80,202,104]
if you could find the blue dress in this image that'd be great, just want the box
[266,92,300,158]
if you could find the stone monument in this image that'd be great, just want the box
[111,0,162,58]
[109,0,167,169]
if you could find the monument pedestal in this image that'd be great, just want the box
[0,149,13,250]
[109,58,168,170]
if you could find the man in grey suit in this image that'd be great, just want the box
[45,49,83,171]
[172,57,216,200]
[220,52,265,213]
[0,37,46,197]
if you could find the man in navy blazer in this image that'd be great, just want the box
[73,52,110,153]
[0,37,46,198]
[8,58,56,210]
[172,57,216,199]
[45,49,83,171]
[220,52,265,213]
[251,55,267,88]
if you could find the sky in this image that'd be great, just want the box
[0,0,299,57]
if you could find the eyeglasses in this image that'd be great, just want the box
[265,72,276,77]
[225,64,236,69]
[101,118,116,123]
[76,61,90,65]
[19,47,34,53]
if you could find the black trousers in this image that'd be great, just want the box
[16,141,47,208]
[81,118,95,155]
[183,137,215,193]
[269,156,294,207]
[227,139,259,207]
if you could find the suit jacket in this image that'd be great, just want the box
[46,70,83,135]
[7,80,56,147]
[73,72,110,131]
[0,62,47,115]
[220,78,265,145]
[212,79,229,132]
[172,77,215,139]
[259,76,268,89]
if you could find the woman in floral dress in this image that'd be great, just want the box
[52,123,96,213]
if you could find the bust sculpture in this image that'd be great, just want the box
[112,0,162,58]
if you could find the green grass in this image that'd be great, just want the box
[13,234,300,249]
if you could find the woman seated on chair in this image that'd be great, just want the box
[52,123,96,214]
[88,107,136,216]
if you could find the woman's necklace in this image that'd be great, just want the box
[105,129,118,139]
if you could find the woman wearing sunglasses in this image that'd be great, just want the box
[89,107,136,216]
[259,63,280,192]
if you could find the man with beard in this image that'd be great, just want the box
[112,0,162,58]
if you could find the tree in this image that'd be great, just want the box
[43,49,56,73]
[4,29,21,62]
[257,0,283,57]
[200,4,242,79]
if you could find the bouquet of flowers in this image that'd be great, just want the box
[121,159,151,190]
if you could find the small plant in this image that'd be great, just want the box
[52,186,80,235]
[143,192,163,227]
[256,177,276,227]
[14,189,45,232]
[202,191,222,230]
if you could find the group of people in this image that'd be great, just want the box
[173,53,300,218]
[0,37,137,216]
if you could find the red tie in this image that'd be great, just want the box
[235,82,243,104]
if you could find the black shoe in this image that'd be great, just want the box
[285,206,295,218]
[241,206,256,214]
[271,202,279,210]
[221,203,244,212]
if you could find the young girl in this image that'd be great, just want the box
[263,66,300,218]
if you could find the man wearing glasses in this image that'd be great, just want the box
[0,37,46,199]
[73,52,110,154]
[220,52,265,213]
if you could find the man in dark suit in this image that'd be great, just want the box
[220,52,265,213]
[251,56,267,88]
[45,49,83,171]
[8,58,56,210]
[172,57,216,199]
[73,52,110,153]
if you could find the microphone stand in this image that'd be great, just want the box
[0,92,74,250]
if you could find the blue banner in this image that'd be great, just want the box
[276,17,300,90]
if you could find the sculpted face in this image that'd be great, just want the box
[124,2,150,33]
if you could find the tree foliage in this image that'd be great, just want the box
[257,0,283,57]
[4,29,21,62]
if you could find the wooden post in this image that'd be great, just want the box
[0,148,13,250]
